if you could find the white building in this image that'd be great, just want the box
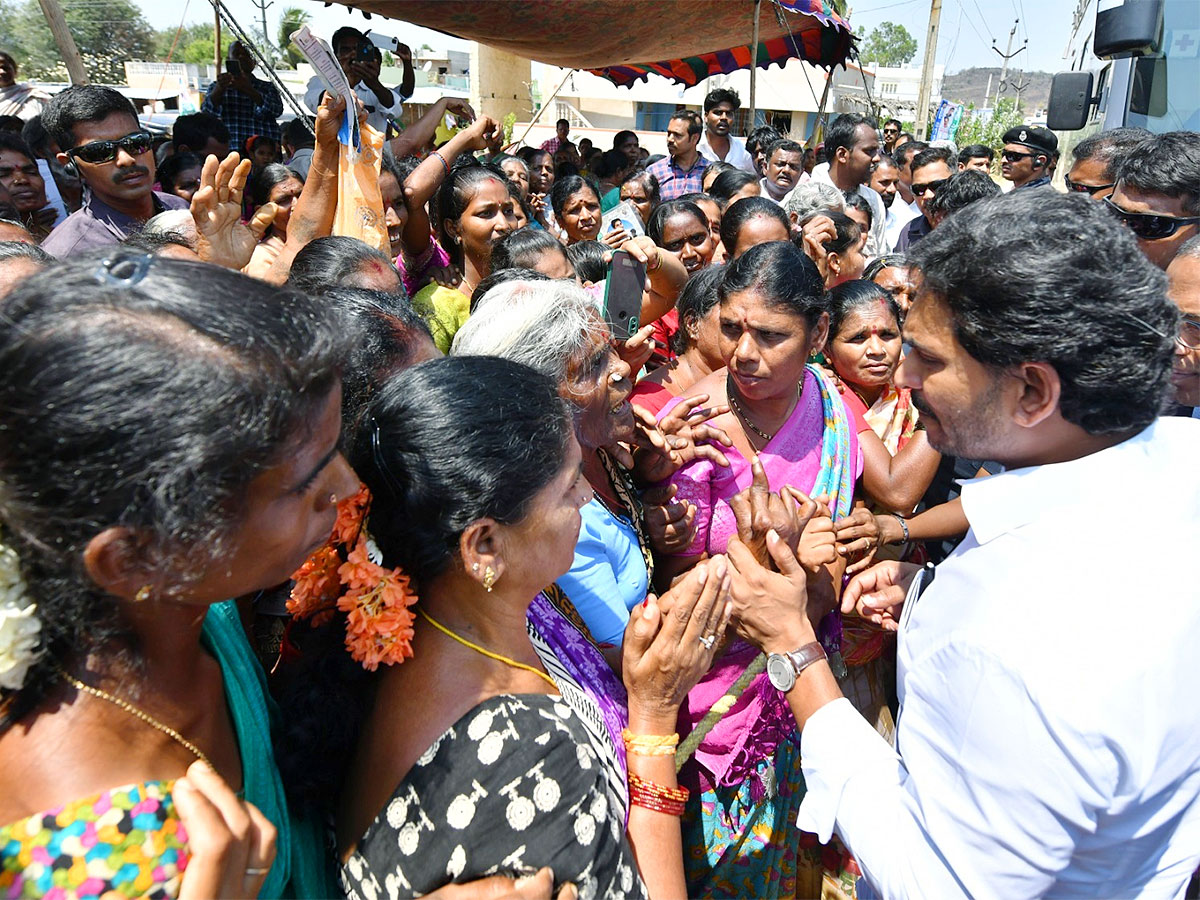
[864,63,944,120]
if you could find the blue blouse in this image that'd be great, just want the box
[557,498,649,647]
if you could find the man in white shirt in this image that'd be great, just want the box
[304,27,413,136]
[697,87,757,174]
[811,113,887,257]
[760,138,806,204]
[725,188,1200,898]
[870,153,916,252]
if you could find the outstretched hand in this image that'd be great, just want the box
[725,532,815,653]
[191,153,274,270]
[841,560,922,631]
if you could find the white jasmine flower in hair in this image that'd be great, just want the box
[0,542,41,690]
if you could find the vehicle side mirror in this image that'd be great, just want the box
[1046,71,1094,131]
[1094,0,1162,57]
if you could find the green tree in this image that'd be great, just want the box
[950,98,1024,170]
[180,38,215,65]
[154,22,215,62]
[277,6,311,68]
[2,0,156,83]
[861,22,918,67]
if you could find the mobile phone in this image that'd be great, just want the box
[603,249,645,342]
[357,40,374,61]
[224,59,241,77]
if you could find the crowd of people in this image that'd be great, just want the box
[0,25,1198,900]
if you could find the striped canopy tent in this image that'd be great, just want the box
[322,0,854,83]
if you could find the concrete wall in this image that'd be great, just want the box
[471,45,533,122]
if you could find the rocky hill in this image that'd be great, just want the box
[942,67,1053,111]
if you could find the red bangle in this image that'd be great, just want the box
[628,773,689,816]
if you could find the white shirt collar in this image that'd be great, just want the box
[959,420,1176,545]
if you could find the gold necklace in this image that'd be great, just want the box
[416,606,558,691]
[58,668,214,770]
[726,373,802,445]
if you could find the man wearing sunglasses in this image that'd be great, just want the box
[999,125,1057,190]
[1064,127,1150,202]
[40,85,185,258]
[895,146,954,251]
[881,118,902,154]
[1106,131,1200,270]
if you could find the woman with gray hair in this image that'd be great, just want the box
[454,279,727,649]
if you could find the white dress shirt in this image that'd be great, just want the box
[697,132,757,174]
[810,165,887,258]
[883,200,918,252]
[304,76,406,135]
[798,417,1200,898]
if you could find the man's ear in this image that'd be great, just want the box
[1011,361,1062,430]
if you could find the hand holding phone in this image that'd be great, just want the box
[603,249,645,342]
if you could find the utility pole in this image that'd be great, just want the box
[248,0,275,62]
[36,0,87,84]
[913,0,942,141]
[748,0,762,127]
[991,20,1027,108]
[1011,70,1031,115]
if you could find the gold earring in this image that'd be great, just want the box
[483,566,496,593]
[135,584,152,603]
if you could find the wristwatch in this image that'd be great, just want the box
[766,641,827,693]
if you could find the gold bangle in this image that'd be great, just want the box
[622,728,678,755]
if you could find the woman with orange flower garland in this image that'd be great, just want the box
[280,356,735,900]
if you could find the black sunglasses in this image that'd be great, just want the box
[67,130,154,165]
[1064,176,1115,195]
[1104,197,1200,241]
[911,177,949,196]
[1001,149,1039,163]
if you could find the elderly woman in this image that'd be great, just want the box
[551,175,603,245]
[452,280,719,650]
[0,252,359,898]
[280,355,731,900]
[657,242,939,897]
[864,253,915,318]
[619,169,660,229]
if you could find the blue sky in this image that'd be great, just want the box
[133,0,1083,76]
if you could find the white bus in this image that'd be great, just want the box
[1048,0,1199,139]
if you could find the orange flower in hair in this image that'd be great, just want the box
[288,484,418,670]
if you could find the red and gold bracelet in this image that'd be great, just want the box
[628,773,689,816]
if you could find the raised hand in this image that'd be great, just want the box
[631,393,733,485]
[191,152,274,271]
[642,483,697,555]
[174,760,277,900]
[841,560,922,632]
[728,456,815,567]
[724,533,814,654]
[623,558,732,723]
[834,505,883,574]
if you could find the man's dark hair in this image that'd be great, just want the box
[894,140,927,169]
[1115,131,1200,216]
[1068,127,1149,182]
[704,87,741,114]
[745,125,782,161]
[41,85,138,150]
[927,170,1000,219]
[173,112,230,154]
[908,189,1176,434]
[670,110,703,137]
[565,240,608,285]
[556,118,569,129]
[282,117,315,150]
[0,115,23,134]
[872,152,899,173]
[883,118,902,130]
[766,138,803,160]
[957,143,994,165]
[910,145,955,173]
[331,26,363,50]
[825,113,878,156]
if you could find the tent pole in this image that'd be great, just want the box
[748,0,761,126]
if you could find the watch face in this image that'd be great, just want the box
[766,654,795,692]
